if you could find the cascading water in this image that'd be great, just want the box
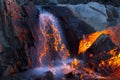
[28,6,76,76]
[36,6,70,67]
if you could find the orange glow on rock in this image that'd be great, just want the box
[78,25,120,54]
[78,25,120,78]
[98,47,120,77]
[78,31,106,54]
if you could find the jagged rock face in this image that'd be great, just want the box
[0,0,38,76]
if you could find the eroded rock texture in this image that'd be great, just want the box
[0,0,38,76]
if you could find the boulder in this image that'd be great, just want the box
[58,2,120,31]
[60,2,108,31]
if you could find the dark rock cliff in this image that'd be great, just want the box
[0,0,38,76]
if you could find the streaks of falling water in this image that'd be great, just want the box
[36,6,70,66]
